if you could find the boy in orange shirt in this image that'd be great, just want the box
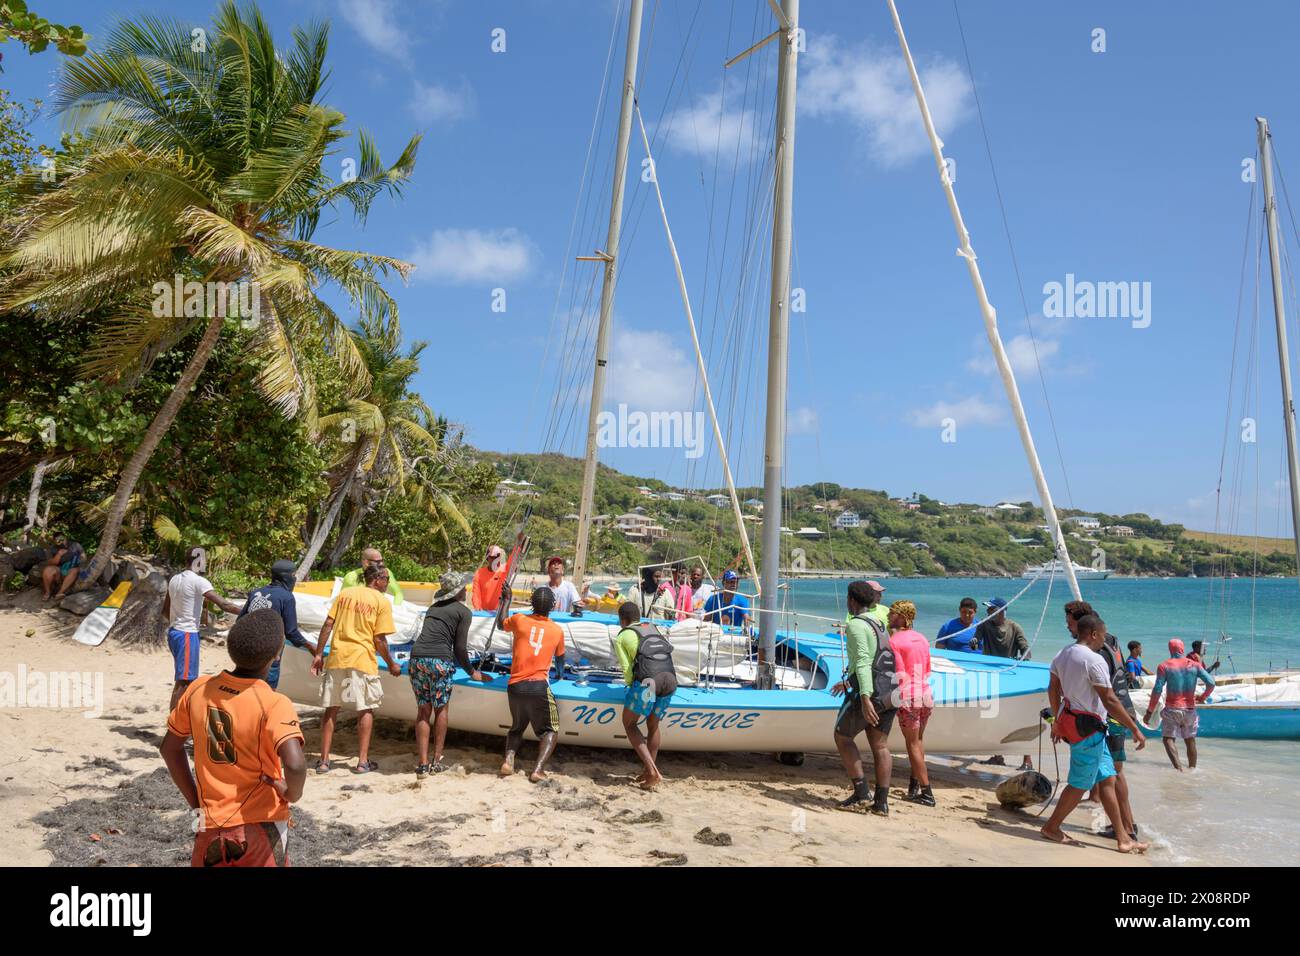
[496,586,567,782]
[161,609,307,867]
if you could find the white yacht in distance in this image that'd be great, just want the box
[1022,559,1111,581]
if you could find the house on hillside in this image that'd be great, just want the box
[834,510,861,529]
[743,497,763,509]
[878,536,896,545]
[705,494,729,508]
[615,512,668,542]
[995,502,1022,512]
[795,527,827,539]
[664,492,686,502]
[1068,515,1101,530]
[1104,524,1136,537]
[908,541,930,550]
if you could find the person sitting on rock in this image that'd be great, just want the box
[41,538,85,602]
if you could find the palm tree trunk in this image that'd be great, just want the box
[326,494,369,569]
[297,471,355,582]
[78,313,226,588]
[22,457,51,545]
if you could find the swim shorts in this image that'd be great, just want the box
[1067,730,1117,790]
[1160,706,1199,740]
[409,657,456,708]
[168,628,200,682]
[899,705,932,731]
[624,672,677,720]
[507,679,558,737]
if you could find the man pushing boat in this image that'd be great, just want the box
[496,586,567,782]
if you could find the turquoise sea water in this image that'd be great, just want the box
[759,576,1300,866]
[762,576,1300,673]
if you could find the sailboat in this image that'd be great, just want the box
[281,0,1065,756]
[1129,117,1300,741]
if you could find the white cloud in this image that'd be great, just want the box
[968,333,1060,377]
[606,330,698,412]
[789,406,819,434]
[410,78,476,124]
[906,395,1005,428]
[407,228,537,284]
[801,35,972,167]
[339,0,412,63]
[662,89,758,162]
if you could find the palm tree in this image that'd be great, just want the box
[0,2,420,586]
[298,317,468,579]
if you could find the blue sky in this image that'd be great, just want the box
[6,0,1300,536]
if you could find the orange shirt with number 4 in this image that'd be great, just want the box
[166,672,305,829]
[503,613,565,685]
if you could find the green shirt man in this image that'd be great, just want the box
[341,548,404,605]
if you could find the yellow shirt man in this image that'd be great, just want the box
[325,585,396,675]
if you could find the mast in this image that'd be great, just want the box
[573,0,644,590]
[887,0,1081,601]
[1256,117,1300,586]
[758,0,800,683]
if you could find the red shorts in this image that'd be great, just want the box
[898,706,932,731]
[192,821,289,867]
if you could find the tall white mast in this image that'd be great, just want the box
[573,0,645,590]
[756,0,801,683]
[887,0,1081,601]
[1256,117,1300,586]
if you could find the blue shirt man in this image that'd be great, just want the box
[935,597,979,652]
[703,572,750,628]
[238,560,315,689]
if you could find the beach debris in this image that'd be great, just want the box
[616,808,664,825]
[649,849,688,866]
[694,826,732,846]
[104,571,168,648]
[995,770,1053,810]
[24,628,34,637]
[88,833,101,842]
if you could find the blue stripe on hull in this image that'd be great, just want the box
[1195,704,1300,740]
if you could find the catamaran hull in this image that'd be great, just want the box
[276,643,1047,755]
[1130,675,1300,741]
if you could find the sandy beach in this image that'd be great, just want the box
[0,596,1147,867]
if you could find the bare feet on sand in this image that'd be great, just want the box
[1116,839,1150,854]
[638,771,663,791]
[499,759,514,777]
[1040,826,1084,846]
[529,770,547,783]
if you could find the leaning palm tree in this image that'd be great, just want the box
[297,317,454,579]
[0,2,420,586]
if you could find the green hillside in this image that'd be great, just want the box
[470,452,1295,579]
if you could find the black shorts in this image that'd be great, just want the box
[834,691,895,738]
[507,680,558,737]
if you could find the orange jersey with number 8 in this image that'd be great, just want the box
[503,614,566,685]
[166,672,305,829]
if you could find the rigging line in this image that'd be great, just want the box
[950,0,1076,510]
[507,0,625,490]
[634,101,759,588]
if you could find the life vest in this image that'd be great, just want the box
[629,623,676,682]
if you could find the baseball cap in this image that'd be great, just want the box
[722,569,739,582]
[865,580,886,592]
[984,597,1008,610]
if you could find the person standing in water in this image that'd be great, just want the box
[1041,614,1148,853]
[498,587,567,782]
[831,581,892,814]
[1144,638,1215,771]
[614,601,677,790]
